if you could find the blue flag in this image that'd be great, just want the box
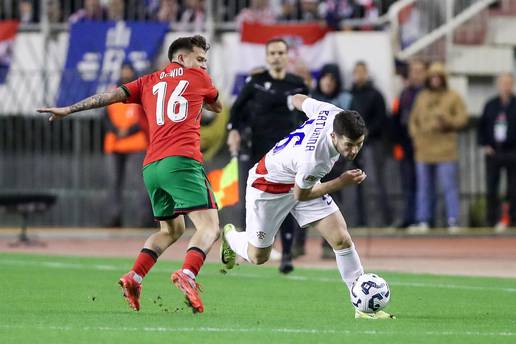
[57,21,168,106]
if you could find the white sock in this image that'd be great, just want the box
[182,269,195,279]
[225,229,250,262]
[334,244,364,291]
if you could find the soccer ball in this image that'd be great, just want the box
[351,273,391,313]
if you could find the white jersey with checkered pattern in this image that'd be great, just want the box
[249,98,342,190]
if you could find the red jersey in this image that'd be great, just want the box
[122,62,218,165]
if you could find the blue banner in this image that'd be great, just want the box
[57,21,168,106]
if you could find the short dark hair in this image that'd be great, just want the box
[354,60,368,70]
[121,62,135,72]
[333,110,367,140]
[168,35,210,62]
[265,38,289,52]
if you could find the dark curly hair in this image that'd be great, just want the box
[333,110,367,140]
[168,35,210,62]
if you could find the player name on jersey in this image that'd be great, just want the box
[306,111,331,151]
[159,67,184,79]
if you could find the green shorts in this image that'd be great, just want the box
[142,156,217,220]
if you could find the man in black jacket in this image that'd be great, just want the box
[478,73,516,229]
[391,59,427,228]
[226,38,309,273]
[349,61,392,226]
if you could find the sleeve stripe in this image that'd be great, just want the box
[120,85,130,98]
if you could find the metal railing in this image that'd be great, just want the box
[389,0,497,61]
[0,112,489,227]
[1,0,404,31]
[0,115,152,227]
[0,1,504,227]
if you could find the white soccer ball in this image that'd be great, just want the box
[351,273,391,313]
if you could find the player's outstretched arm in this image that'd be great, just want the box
[37,88,128,122]
[294,169,366,201]
[289,94,310,112]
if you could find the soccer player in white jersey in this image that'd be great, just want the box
[221,94,395,319]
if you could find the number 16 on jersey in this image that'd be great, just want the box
[152,80,190,124]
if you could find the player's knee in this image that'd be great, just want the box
[161,222,184,239]
[171,227,185,241]
[249,255,269,265]
[330,231,353,250]
[248,251,270,265]
[197,224,220,243]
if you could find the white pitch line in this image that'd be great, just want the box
[0,324,514,337]
[228,272,516,293]
[1,258,515,293]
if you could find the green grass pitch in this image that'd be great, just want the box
[1,252,515,343]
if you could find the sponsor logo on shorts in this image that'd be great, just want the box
[322,194,333,205]
[257,231,266,240]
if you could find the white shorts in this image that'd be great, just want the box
[245,185,339,248]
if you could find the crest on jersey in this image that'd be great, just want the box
[264,82,271,90]
[304,175,317,182]
[257,231,266,240]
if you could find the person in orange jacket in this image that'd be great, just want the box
[104,63,150,227]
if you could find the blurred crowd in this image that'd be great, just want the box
[0,0,397,30]
[229,54,516,239]
[2,1,514,233]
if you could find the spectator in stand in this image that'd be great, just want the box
[69,0,107,23]
[107,0,126,21]
[278,0,300,21]
[178,0,205,32]
[477,73,516,231]
[349,61,392,227]
[379,0,398,15]
[236,0,276,27]
[154,0,180,24]
[18,0,37,23]
[312,64,353,109]
[359,0,380,20]
[47,0,63,24]
[391,59,427,228]
[145,0,161,14]
[408,62,469,233]
[103,63,150,227]
[320,0,370,29]
[293,63,353,259]
[299,0,321,21]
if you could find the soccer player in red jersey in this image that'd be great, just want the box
[38,35,223,313]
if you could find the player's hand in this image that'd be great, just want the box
[484,145,495,156]
[338,169,367,186]
[227,129,241,157]
[37,106,71,122]
[118,129,129,138]
[435,114,453,132]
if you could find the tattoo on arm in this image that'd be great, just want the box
[69,88,127,113]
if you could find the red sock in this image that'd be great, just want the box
[131,249,158,278]
[181,248,206,277]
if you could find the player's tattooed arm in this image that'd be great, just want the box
[69,88,127,113]
[37,88,128,122]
